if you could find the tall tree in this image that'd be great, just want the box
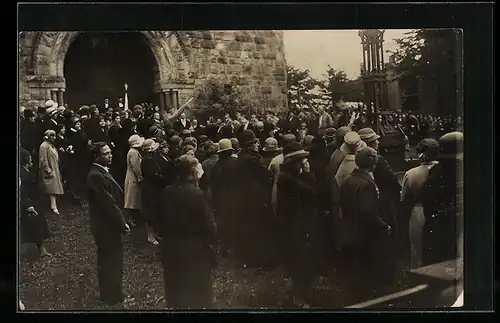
[319,66,364,105]
[286,65,321,109]
[389,29,462,116]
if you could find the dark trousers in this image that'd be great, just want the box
[94,234,124,305]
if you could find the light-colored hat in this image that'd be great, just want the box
[439,131,464,160]
[57,105,66,113]
[43,129,56,139]
[141,138,159,152]
[341,131,367,154]
[45,100,55,108]
[217,138,234,153]
[336,126,351,145]
[128,134,145,148]
[303,135,315,147]
[344,131,361,145]
[358,128,381,144]
[262,137,280,152]
[46,107,58,116]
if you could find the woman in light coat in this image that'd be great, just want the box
[401,138,440,268]
[124,134,145,227]
[38,129,64,214]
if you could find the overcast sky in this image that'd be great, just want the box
[283,29,413,80]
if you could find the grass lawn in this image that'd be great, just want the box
[19,199,411,310]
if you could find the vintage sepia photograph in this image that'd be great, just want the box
[18,28,464,311]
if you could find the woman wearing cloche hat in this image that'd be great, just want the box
[124,134,145,228]
[261,137,281,169]
[38,129,64,215]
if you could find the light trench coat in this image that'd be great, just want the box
[124,147,143,210]
[401,162,438,269]
[38,140,64,195]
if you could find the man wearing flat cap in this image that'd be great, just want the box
[339,147,393,301]
[358,127,402,276]
[358,128,401,224]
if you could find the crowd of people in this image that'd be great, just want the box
[19,97,463,309]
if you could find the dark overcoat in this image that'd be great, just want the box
[90,127,112,146]
[277,170,322,282]
[339,169,393,297]
[209,155,239,250]
[373,154,402,238]
[156,182,217,309]
[233,150,277,268]
[422,158,463,265]
[20,120,39,155]
[339,169,390,254]
[67,128,91,194]
[141,152,165,227]
[20,166,50,244]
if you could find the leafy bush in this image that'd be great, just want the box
[192,77,267,122]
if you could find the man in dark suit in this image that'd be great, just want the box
[173,112,191,133]
[277,110,301,137]
[86,142,130,307]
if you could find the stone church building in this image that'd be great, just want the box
[18,30,287,114]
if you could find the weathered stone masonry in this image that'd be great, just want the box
[19,30,287,112]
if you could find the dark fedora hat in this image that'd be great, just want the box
[283,141,309,164]
[238,129,259,147]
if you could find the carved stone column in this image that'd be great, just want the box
[171,90,179,111]
[57,89,64,106]
[50,89,58,103]
[159,91,166,113]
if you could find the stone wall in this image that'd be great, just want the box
[18,30,287,112]
[187,30,287,111]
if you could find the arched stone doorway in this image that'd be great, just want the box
[25,31,195,113]
[64,32,158,109]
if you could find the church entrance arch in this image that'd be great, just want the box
[27,31,194,113]
[64,32,158,110]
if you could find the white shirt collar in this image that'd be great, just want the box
[93,163,109,173]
